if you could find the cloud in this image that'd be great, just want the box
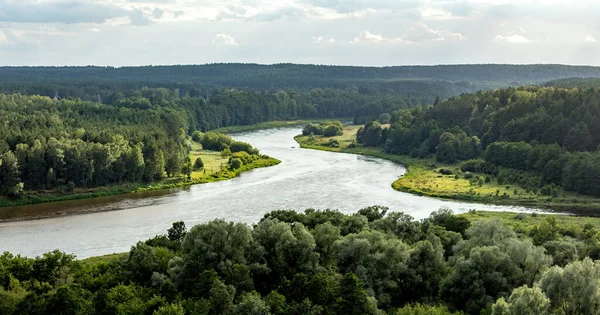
[213,33,238,46]
[494,34,530,43]
[0,0,151,25]
[585,36,597,43]
[0,31,7,44]
[305,0,423,14]
[353,30,404,43]
[153,8,165,19]
[404,23,464,42]
[312,36,336,44]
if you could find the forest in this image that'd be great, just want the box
[2,207,600,315]
[2,64,600,106]
[355,86,600,198]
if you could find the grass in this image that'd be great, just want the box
[295,126,600,214]
[80,253,128,266]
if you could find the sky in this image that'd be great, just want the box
[0,0,599,66]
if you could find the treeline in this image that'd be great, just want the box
[2,64,600,107]
[0,91,276,197]
[3,64,600,88]
[356,86,600,197]
[2,207,600,314]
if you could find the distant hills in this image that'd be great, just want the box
[1,64,600,104]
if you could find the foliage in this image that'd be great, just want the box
[7,207,600,314]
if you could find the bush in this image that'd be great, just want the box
[460,159,486,173]
[191,131,203,142]
[193,158,204,170]
[326,139,340,148]
[229,157,242,170]
[201,132,233,151]
[302,123,323,136]
[463,172,473,179]
[323,124,342,137]
[230,141,259,155]
[439,168,453,175]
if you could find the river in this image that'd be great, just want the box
[0,127,539,259]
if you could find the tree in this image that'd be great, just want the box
[193,158,204,170]
[176,220,253,293]
[335,273,378,315]
[492,285,550,315]
[436,132,457,163]
[153,303,185,315]
[538,258,600,315]
[378,113,391,124]
[168,221,187,242]
[229,157,242,170]
[0,151,21,196]
[209,279,236,314]
[232,292,271,315]
[564,122,592,152]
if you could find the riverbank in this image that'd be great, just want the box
[295,126,600,214]
[0,149,280,208]
[79,209,600,264]
[212,118,352,134]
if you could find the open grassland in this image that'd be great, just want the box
[295,126,600,214]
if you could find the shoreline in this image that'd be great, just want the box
[294,133,600,215]
[0,157,280,210]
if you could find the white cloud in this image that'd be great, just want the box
[585,36,597,43]
[313,36,335,44]
[494,34,530,43]
[88,28,101,32]
[105,17,133,27]
[213,33,238,46]
[420,7,455,20]
[405,23,464,42]
[353,30,405,43]
[0,31,8,44]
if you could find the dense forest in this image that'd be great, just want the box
[356,86,600,198]
[0,86,417,197]
[2,64,600,105]
[2,207,600,315]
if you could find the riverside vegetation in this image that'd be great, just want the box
[4,207,600,314]
[296,85,600,213]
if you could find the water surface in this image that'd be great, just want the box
[0,127,539,258]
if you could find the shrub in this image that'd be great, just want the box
[229,157,242,170]
[439,168,453,175]
[460,159,486,173]
[230,141,259,155]
[193,158,204,170]
[326,139,340,148]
